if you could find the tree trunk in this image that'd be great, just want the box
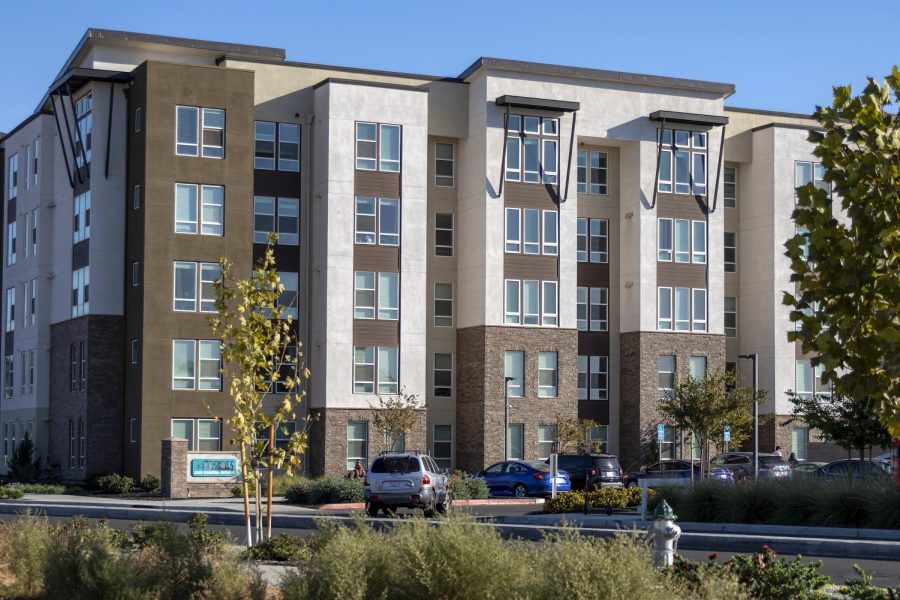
[255,475,262,544]
[266,423,276,541]
[239,442,253,547]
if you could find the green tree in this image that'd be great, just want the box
[784,67,900,440]
[553,416,602,454]
[9,431,41,483]
[209,237,308,546]
[369,388,424,454]
[782,392,891,465]
[658,370,764,485]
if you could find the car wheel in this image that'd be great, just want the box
[513,483,528,498]
[366,503,379,518]
[436,493,452,515]
[424,498,437,518]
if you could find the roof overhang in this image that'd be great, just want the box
[48,68,131,96]
[495,95,580,112]
[649,110,729,127]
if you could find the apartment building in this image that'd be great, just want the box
[0,29,836,481]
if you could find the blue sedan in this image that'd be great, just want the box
[474,461,571,497]
[624,460,734,488]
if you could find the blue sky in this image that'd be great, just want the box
[1,1,897,132]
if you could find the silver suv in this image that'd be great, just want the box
[364,452,451,517]
[709,452,792,480]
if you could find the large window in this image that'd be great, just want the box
[6,221,15,267]
[658,287,672,330]
[589,287,608,332]
[174,261,220,313]
[505,278,557,327]
[172,419,220,451]
[674,219,690,263]
[72,267,89,318]
[507,423,524,460]
[73,191,90,244]
[354,271,398,320]
[577,150,608,195]
[435,213,453,256]
[3,288,12,333]
[254,121,300,171]
[795,161,830,199]
[792,427,809,461]
[795,360,832,401]
[689,356,707,379]
[724,232,737,273]
[578,218,609,263]
[658,287,706,332]
[724,297,737,337]
[277,272,299,320]
[435,142,454,187]
[538,424,557,459]
[577,287,587,331]
[657,128,706,195]
[355,197,399,246]
[692,221,706,264]
[658,355,675,400]
[433,425,452,469]
[538,351,558,398]
[433,353,452,397]
[504,351,524,397]
[346,421,368,470]
[356,122,400,172]
[175,184,223,236]
[253,196,299,245]
[724,166,737,208]
[505,114,558,184]
[353,346,398,394]
[504,207,558,256]
[172,340,221,391]
[434,283,453,327]
[75,93,92,167]
[578,355,608,400]
[176,106,224,158]
[6,153,17,200]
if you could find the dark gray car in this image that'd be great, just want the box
[364,453,450,517]
[709,452,791,480]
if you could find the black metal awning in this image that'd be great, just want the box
[649,110,728,127]
[495,95,580,113]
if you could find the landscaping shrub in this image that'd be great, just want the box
[0,511,51,597]
[10,482,67,494]
[244,533,308,562]
[93,473,135,494]
[231,474,307,498]
[726,546,829,599]
[543,486,643,513]
[139,473,161,492]
[0,485,24,499]
[284,476,364,504]
[448,474,489,500]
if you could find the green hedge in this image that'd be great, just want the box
[0,486,24,499]
[7,483,66,495]
[92,474,135,495]
[448,475,489,500]
[543,487,644,513]
[284,477,365,505]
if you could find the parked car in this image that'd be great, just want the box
[364,452,450,517]
[709,452,792,480]
[815,459,892,480]
[624,460,734,488]
[549,454,623,490]
[790,462,827,476]
[473,461,571,497]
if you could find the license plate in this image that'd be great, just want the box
[555,477,566,484]
[384,481,410,490]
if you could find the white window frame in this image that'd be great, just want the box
[523,137,540,183]
[433,425,452,469]
[505,208,521,253]
[538,424,557,460]
[541,281,557,326]
[197,419,221,451]
[434,283,453,327]
[172,340,196,390]
[198,340,222,391]
[277,272,299,320]
[175,106,199,156]
[589,150,608,195]
[7,153,18,200]
[378,198,400,246]
[71,267,89,318]
[377,272,399,321]
[522,279,540,325]
[73,191,90,244]
[378,124,401,172]
[254,121,277,170]
[377,346,399,394]
[538,351,558,398]
[346,421,368,470]
[173,261,198,312]
[354,271,376,319]
[200,263,220,313]
[542,138,558,184]
[171,419,195,451]
[658,218,673,261]
[355,122,377,170]
[276,197,300,245]
[175,183,198,234]
[505,135,521,181]
[542,210,558,256]
[577,150,586,193]
[278,123,300,172]
[724,165,737,208]
[353,346,375,393]
[658,287,672,331]
[504,350,524,397]
[658,355,676,400]
[200,107,225,159]
[692,288,707,332]
[692,220,707,264]
[6,221,15,266]
[435,142,454,187]
[200,185,224,235]
[674,218,690,263]
[504,279,521,325]
[674,287,691,331]
[577,355,588,400]
[30,209,37,257]
[522,208,540,255]
[354,197,376,244]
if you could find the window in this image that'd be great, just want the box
[814,364,832,401]
[433,425,452,469]
[575,355,609,401]
[356,122,400,172]
[724,232,737,272]
[379,124,400,172]
[538,425,557,459]
[353,346,399,394]
[435,213,453,256]
[659,424,677,460]
[347,421,368,470]
[538,351,558,398]
[354,271,397,320]
[27,280,35,326]
[71,267,89,317]
[724,297,737,337]
[434,283,453,327]
[589,287,608,332]
[171,419,195,451]
[30,209,37,256]
[692,288,707,332]
[200,264,220,312]
[507,424,524,460]
[674,287,690,331]
[353,272,375,319]
[795,161,830,199]
[131,340,139,365]
[176,106,224,158]
[132,262,140,287]
[435,142,454,187]
[377,272,398,320]
[32,140,39,187]
[78,418,86,468]
[542,210,558,255]
[505,351,524,397]
[73,191,90,243]
[134,107,142,133]
[586,425,608,453]
[174,262,197,311]
[175,184,223,236]
[724,166,737,208]
[590,219,608,263]
[201,108,225,158]
[504,114,558,185]
[75,93,92,167]
[278,123,300,171]
[576,287,587,331]
[379,199,400,246]
[689,356,707,379]
[577,218,588,262]
[133,184,141,210]
[657,128,706,195]
[198,419,221,451]
[505,280,520,325]
[589,151,608,195]
[253,196,276,243]
[3,356,12,399]
[24,145,31,191]
[19,351,25,395]
[692,221,706,264]
[795,360,812,400]
[356,123,377,170]
[69,345,76,391]
[577,356,588,399]
[6,221,15,266]
[522,280,539,325]
[176,106,199,156]
[658,218,673,261]
[433,353,452,397]
[79,341,87,391]
[277,272,299,320]
[657,287,672,330]
[354,197,377,244]
[254,121,276,169]
[505,208,521,252]
[523,209,540,254]
[541,281,557,326]
[674,219,690,263]
[792,427,809,461]
[7,153,17,200]
[577,151,586,193]
[172,340,222,391]
[658,355,675,400]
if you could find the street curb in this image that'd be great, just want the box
[315,498,544,510]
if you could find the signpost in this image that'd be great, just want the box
[657,423,665,462]
[724,425,731,453]
[550,452,559,498]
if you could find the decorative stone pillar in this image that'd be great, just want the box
[161,437,188,499]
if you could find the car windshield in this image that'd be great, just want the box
[759,456,787,466]
[370,457,420,474]
[592,457,620,469]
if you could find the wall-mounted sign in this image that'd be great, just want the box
[191,457,238,477]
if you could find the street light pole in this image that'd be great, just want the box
[739,353,759,480]
[504,377,514,461]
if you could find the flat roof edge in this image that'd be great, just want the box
[750,122,824,134]
[726,105,816,120]
[0,110,53,143]
[224,55,464,84]
[87,28,285,59]
[312,77,428,93]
